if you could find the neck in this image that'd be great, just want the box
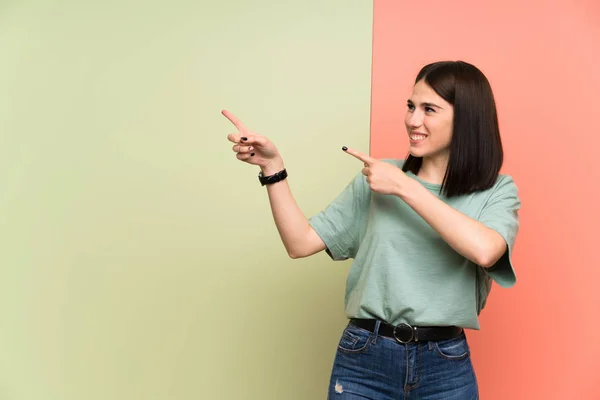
[417,155,449,185]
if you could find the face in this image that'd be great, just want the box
[405,79,454,162]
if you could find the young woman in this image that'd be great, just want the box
[224,60,520,399]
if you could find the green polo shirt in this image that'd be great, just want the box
[308,159,520,329]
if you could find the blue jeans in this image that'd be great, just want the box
[328,320,478,399]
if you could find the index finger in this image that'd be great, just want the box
[221,109,250,134]
[342,146,376,165]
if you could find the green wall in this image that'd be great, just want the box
[0,1,372,398]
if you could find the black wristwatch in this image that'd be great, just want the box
[258,169,287,186]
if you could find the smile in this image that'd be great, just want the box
[409,133,427,142]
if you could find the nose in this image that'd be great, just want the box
[405,110,423,129]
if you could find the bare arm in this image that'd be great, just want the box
[399,181,507,268]
[222,110,325,259]
[343,146,507,268]
[260,159,326,259]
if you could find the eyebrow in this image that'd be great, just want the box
[407,99,444,110]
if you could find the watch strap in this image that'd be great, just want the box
[258,168,287,186]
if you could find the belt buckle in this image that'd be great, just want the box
[393,323,414,343]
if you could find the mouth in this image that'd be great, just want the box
[409,132,428,144]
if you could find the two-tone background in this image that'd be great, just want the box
[1,1,598,399]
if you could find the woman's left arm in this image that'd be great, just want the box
[341,147,507,268]
[398,181,506,268]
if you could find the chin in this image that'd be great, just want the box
[408,146,428,158]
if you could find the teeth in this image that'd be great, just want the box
[410,134,426,141]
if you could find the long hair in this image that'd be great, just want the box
[402,61,503,197]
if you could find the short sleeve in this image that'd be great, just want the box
[478,175,521,288]
[308,172,370,261]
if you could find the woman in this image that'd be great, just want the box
[224,60,520,399]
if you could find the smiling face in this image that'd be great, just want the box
[405,79,454,163]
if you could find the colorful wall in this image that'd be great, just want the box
[0,1,371,399]
[1,0,598,399]
[371,1,600,398]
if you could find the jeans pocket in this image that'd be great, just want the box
[432,334,470,360]
[337,324,372,353]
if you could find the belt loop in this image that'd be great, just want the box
[372,320,382,344]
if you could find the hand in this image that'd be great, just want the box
[222,109,284,174]
[343,146,412,196]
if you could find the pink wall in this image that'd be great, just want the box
[370,0,600,398]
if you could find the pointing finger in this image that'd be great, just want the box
[342,146,376,165]
[222,109,250,134]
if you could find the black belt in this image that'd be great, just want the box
[350,318,463,343]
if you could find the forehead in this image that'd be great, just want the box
[408,80,447,105]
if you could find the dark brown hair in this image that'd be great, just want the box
[402,61,503,197]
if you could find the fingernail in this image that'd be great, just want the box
[241,137,248,141]
[342,146,348,151]
[250,153,255,156]
[249,146,254,151]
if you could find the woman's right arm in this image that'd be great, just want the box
[260,158,326,258]
[222,110,326,259]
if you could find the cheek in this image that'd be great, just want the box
[444,121,453,142]
[425,120,452,144]
[431,119,452,140]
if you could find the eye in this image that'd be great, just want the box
[407,103,415,111]
[425,106,435,113]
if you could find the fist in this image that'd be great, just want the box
[343,146,410,196]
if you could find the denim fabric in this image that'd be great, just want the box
[328,321,478,399]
